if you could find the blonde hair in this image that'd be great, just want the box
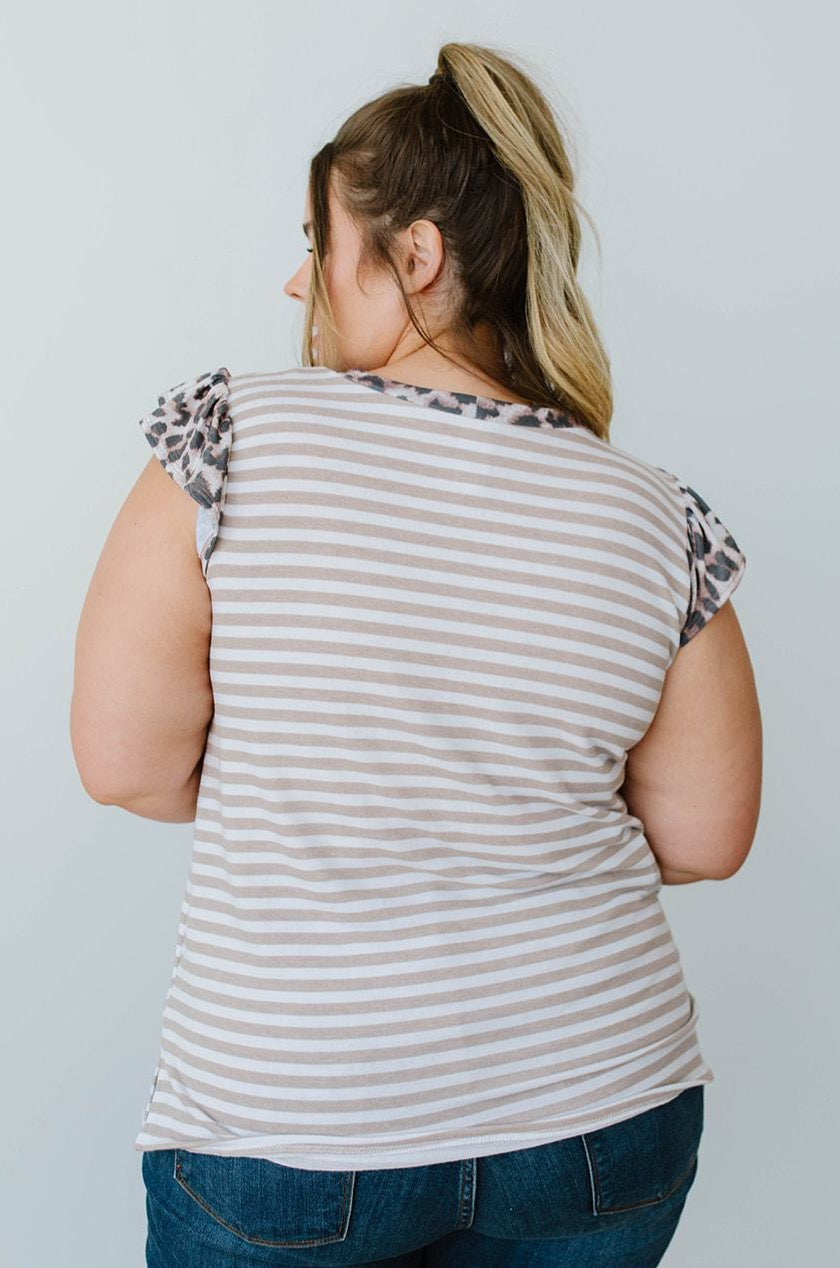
[303,41,613,440]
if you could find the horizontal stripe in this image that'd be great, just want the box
[135,367,713,1171]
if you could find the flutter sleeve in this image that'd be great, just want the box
[674,477,747,646]
[138,366,232,577]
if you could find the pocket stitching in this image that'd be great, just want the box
[582,1138,699,1216]
[172,1150,355,1247]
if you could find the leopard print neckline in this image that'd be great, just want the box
[339,368,582,432]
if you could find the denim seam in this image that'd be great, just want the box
[456,1157,477,1229]
[582,1144,699,1216]
[171,1150,355,1247]
[580,1134,599,1216]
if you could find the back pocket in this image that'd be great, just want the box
[580,1085,704,1216]
[173,1149,356,1247]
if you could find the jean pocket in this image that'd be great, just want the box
[580,1085,704,1216]
[172,1150,356,1248]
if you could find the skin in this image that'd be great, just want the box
[70,179,527,823]
[70,452,213,821]
[71,180,520,823]
[285,180,763,885]
[284,177,532,403]
[72,176,762,876]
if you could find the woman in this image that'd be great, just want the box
[71,41,762,1268]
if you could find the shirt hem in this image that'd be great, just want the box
[133,1074,713,1171]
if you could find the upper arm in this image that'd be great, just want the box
[71,456,214,803]
[70,367,232,804]
[623,600,762,879]
[622,478,761,880]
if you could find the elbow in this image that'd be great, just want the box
[70,727,148,810]
[82,781,120,807]
[71,694,114,804]
[74,760,133,808]
[701,827,760,880]
[75,766,198,821]
[70,695,202,810]
[70,714,128,806]
[71,728,116,806]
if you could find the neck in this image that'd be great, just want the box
[366,332,524,404]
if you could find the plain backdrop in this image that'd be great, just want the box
[1,2,837,1264]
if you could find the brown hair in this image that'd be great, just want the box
[303,41,613,440]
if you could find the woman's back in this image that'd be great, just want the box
[132,363,748,1170]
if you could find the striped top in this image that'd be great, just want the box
[134,364,746,1172]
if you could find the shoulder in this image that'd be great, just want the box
[568,430,687,524]
[653,466,748,645]
[138,366,232,575]
[574,438,747,644]
[225,365,341,403]
[138,366,232,509]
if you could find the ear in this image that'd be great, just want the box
[403,218,446,291]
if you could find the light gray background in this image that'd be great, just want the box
[2,2,837,1264]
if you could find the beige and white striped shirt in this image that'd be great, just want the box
[134,364,746,1171]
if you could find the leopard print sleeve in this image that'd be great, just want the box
[678,480,747,646]
[138,366,232,577]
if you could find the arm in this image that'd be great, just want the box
[70,456,215,818]
[115,757,206,823]
[621,599,762,882]
[658,866,712,885]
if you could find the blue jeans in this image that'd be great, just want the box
[142,1084,704,1267]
